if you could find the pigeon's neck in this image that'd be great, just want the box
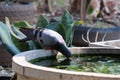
[33,28,44,44]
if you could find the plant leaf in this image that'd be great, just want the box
[0,21,20,55]
[6,17,26,40]
[13,20,32,30]
[46,22,58,29]
[6,18,36,51]
[61,10,73,27]
[61,10,74,46]
[46,22,66,40]
[56,23,66,40]
[36,15,49,28]
[26,41,37,50]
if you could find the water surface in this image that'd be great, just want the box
[30,54,120,74]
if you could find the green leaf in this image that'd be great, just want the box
[56,23,66,40]
[13,20,32,29]
[36,15,49,28]
[87,6,93,14]
[10,25,26,39]
[11,35,30,52]
[5,17,11,28]
[61,10,73,27]
[6,17,26,40]
[26,41,37,50]
[46,22,66,40]
[46,22,58,29]
[65,26,74,46]
[0,21,20,55]
[66,65,79,71]
[12,20,34,39]
[61,10,74,46]
[6,18,35,51]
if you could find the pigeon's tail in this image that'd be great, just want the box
[55,42,72,59]
[20,27,34,37]
[19,27,36,41]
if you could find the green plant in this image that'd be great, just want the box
[36,10,74,46]
[6,17,36,52]
[0,10,74,56]
[14,10,74,46]
[0,21,20,55]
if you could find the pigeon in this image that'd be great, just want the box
[19,27,71,59]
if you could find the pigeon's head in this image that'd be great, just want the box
[54,42,72,59]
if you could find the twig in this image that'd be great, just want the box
[80,0,84,20]
[82,28,92,43]
[102,33,106,41]
[86,28,92,43]
[95,31,99,42]
[82,34,89,43]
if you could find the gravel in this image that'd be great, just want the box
[0,66,15,77]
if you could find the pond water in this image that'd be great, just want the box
[29,54,120,74]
